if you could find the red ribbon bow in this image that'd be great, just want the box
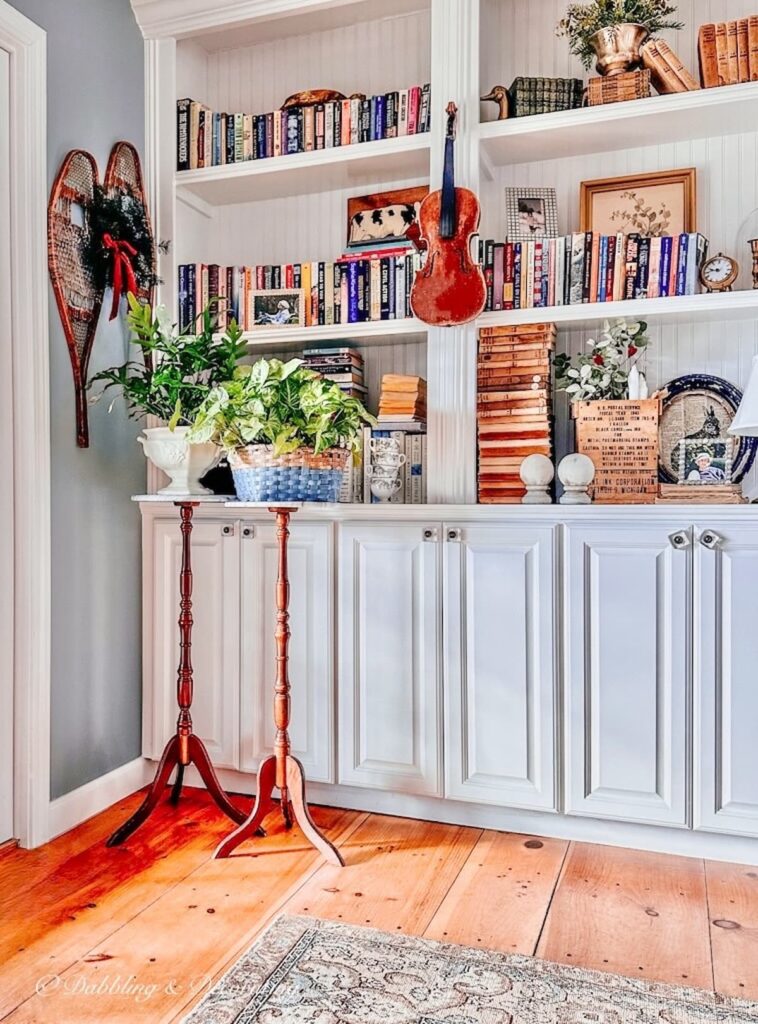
[102,233,138,320]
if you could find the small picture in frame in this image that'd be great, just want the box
[346,186,428,249]
[677,437,734,485]
[505,187,558,241]
[252,289,305,327]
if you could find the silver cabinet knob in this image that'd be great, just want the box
[423,527,439,542]
[700,530,723,550]
[221,524,234,537]
[669,531,690,549]
[242,525,255,538]
[447,528,462,542]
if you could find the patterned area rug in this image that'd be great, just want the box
[183,914,756,1023]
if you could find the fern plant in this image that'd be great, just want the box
[189,357,376,456]
[556,0,683,67]
[89,294,248,428]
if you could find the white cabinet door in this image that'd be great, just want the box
[240,520,334,783]
[338,522,442,795]
[444,523,557,810]
[564,523,689,826]
[696,525,758,837]
[146,517,240,769]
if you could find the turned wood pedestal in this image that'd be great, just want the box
[214,506,344,866]
[107,500,247,847]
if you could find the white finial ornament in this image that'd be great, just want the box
[558,453,595,504]
[520,454,554,504]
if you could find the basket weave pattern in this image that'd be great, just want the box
[229,446,349,502]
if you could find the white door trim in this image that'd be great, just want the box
[0,1,50,848]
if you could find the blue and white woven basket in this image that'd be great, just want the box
[229,445,349,503]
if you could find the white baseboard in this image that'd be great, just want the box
[48,757,151,841]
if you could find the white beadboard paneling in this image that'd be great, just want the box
[480,0,758,108]
[198,8,430,115]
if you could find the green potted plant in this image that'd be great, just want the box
[89,294,247,494]
[189,357,375,502]
[556,0,683,75]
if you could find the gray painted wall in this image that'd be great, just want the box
[11,0,146,798]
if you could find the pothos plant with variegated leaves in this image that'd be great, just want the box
[554,319,650,402]
[188,357,376,457]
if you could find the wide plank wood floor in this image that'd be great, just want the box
[1,787,757,1022]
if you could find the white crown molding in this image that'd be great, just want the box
[0,0,51,849]
[130,0,366,40]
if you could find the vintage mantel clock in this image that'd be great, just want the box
[699,252,740,292]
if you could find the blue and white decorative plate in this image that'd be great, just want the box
[659,374,758,484]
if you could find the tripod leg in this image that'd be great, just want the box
[214,756,276,859]
[188,734,248,825]
[106,736,180,847]
[286,756,344,867]
[169,763,185,806]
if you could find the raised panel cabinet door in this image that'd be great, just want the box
[564,523,690,826]
[338,522,442,794]
[146,517,240,769]
[444,524,558,810]
[239,520,334,783]
[696,525,758,836]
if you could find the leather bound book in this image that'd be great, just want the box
[655,39,700,90]
[738,18,750,81]
[641,40,687,93]
[715,22,730,86]
[750,16,758,80]
[698,24,719,88]
[727,20,740,84]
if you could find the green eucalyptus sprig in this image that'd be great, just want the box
[556,0,683,67]
[554,319,650,402]
[189,357,376,457]
[89,294,248,428]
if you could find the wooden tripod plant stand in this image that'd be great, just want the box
[107,500,247,847]
[215,506,344,866]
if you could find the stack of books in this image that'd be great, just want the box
[477,325,555,504]
[377,374,427,427]
[177,250,423,333]
[479,232,709,312]
[588,69,651,105]
[176,85,431,171]
[698,18,758,88]
[508,77,584,116]
[301,347,367,401]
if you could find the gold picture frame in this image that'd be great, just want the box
[580,168,697,237]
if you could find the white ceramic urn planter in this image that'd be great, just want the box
[138,426,220,496]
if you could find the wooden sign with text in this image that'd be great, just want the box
[573,399,661,504]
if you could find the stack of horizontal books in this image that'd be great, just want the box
[587,69,651,105]
[477,325,555,504]
[377,374,427,428]
[301,347,367,401]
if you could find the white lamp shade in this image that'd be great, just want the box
[730,355,758,436]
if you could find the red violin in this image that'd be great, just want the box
[410,102,487,327]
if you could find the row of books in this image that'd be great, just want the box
[177,86,431,171]
[339,426,427,504]
[301,346,366,401]
[177,249,424,332]
[698,17,758,89]
[508,76,584,117]
[477,324,555,505]
[479,232,709,312]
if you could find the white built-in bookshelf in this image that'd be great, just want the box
[135,0,758,504]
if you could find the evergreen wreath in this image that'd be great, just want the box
[82,184,166,293]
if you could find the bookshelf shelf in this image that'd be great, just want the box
[175,134,431,206]
[477,290,758,331]
[479,82,758,169]
[229,318,428,350]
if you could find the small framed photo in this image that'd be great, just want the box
[677,437,734,485]
[346,186,428,249]
[580,168,697,236]
[252,289,305,327]
[505,187,558,241]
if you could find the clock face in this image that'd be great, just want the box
[702,255,736,285]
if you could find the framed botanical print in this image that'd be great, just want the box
[580,168,697,237]
[505,187,558,241]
